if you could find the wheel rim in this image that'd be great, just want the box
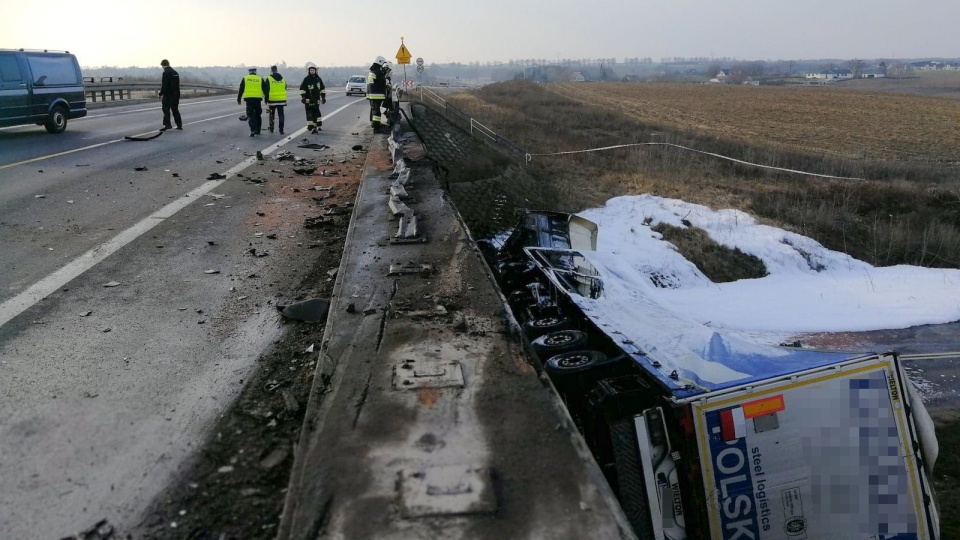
[533,317,561,328]
[544,333,574,346]
[54,111,65,128]
[557,354,590,369]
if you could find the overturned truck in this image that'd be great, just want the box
[490,212,940,540]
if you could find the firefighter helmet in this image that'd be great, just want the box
[374,56,386,65]
[306,62,317,72]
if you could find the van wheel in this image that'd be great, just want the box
[44,105,68,134]
[545,350,607,374]
[522,316,569,338]
[533,330,588,355]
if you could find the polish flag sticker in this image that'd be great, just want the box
[719,407,747,441]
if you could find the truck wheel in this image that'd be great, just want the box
[44,105,68,134]
[522,316,569,338]
[532,330,588,355]
[544,350,606,374]
[608,418,655,540]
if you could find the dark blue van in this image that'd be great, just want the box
[0,49,87,133]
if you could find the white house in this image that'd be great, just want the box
[805,68,854,80]
[570,71,586,82]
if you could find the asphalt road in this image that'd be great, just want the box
[0,89,372,537]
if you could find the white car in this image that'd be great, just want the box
[345,75,366,96]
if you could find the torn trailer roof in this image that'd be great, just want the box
[522,246,872,399]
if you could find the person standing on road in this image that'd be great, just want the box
[366,56,387,131]
[265,65,287,135]
[238,67,269,137]
[298,63,326,134]
[158,59,182,131]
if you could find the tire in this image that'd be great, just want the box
[44,105,68,134]
[608,418,655,539]
[532,330,588,355]
[522,316,569,338]
[544,350,607,374]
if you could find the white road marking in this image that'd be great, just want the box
[0,111,239,170]
[0,101,358,329]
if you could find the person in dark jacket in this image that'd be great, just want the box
[265,65,287,134]
[298,63,326,134]
[237,67,270,137]
[158,59,182,131]
[366,56,387,130]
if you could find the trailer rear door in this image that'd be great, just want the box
[690,353,938,540]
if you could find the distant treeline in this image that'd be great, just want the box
[82,57,958,85]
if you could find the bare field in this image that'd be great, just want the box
[545,82,960,164]
[834,72,960,100]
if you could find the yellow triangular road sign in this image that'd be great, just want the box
[396,43,412,65]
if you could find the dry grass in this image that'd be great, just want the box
[546,82,960,164]
[440,80,960,268]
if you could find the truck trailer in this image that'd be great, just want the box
[491,212,940,539]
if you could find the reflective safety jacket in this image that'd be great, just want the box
[267,73,287,104]
[238,74,268,101]
[299,73,326,104]
[367,63,386,100]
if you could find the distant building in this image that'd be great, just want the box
[570,71,586,82]
[805,68,853,80]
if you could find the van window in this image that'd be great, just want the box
[0,55,23,82]
[25,54,79,86]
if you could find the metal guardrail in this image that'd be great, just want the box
[83,81,233,102]
[414,85,527,159]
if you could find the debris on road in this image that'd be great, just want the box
[35,194,46,199]
[207,173,226,180]
[293,167,316,176]
[124,132,163,141]
[103,281,121,288]
[304,216,334,228]
[203,269,220,275]
[297,143,329,150]
[259,446,289,470]
[351,144,363,151]
[134,166,148,171]
[256,151,264,160]
[80,311,92,317]
[278,298,330,323]
[61,518,115,540]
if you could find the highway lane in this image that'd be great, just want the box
[0,88,374,537]
[0,90,359,306]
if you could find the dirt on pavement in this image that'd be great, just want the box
[86,142,370,540]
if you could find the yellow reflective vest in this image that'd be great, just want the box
[267,76,286,102]
[242,74,264,99]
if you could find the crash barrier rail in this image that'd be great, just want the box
[83,81,233,103]
[414,85,528,160]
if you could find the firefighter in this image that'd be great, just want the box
[237,67,269,137]
[299,63,326,134]
[382,61,395,125]
[265,65,287,135]
[367,56,387,130]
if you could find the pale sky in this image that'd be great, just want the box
[4,1,959,68]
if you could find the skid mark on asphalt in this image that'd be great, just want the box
[0,101,359,329]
